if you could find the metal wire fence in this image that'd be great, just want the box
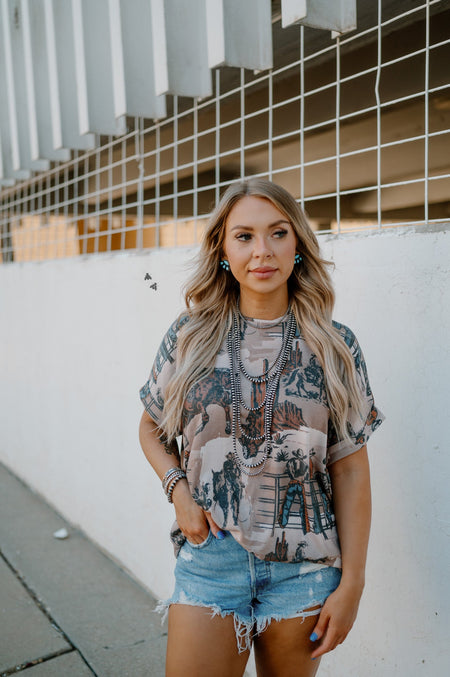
[1,0,449,263]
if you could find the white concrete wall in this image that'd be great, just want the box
[1,226,449,676]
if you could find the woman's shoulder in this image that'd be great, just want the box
[155,313,190,363]
[331,320,360,352]
[169,312,190,335]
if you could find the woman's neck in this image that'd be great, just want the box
[239,291,289,320]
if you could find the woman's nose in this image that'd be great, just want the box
[252,236,272,258]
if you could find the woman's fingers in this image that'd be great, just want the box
[172,484,209,543]
[184,510,226,545]
[183,510,225,544]
[310,607,331,659]
[310,607,329,643]
[204,511,226,539]
[172,484,225,543]
[311,625,345,659]
[181,513,210,544]
[310,587,358,659]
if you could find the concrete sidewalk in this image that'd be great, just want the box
[0,463,167,676]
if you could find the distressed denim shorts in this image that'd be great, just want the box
[158,530,341,653]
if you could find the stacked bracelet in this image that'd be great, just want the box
[162,467,183,493]
[162,467,187,503]
[167,474,186,503]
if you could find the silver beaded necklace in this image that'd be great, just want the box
[227,307,296,476]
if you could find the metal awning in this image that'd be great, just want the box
[0,0,356,185]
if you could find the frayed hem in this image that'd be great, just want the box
[154,598,323,655]
[154,598,170,625]
[210,608,254,654]
[254,604,322,636]
[284,603,323,621]
[154,596,253,654]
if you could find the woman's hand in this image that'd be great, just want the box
[172,479,224,544]
[309,581,363,660]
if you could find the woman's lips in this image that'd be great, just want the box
[249,267,277,279]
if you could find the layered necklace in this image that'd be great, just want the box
[227,306,296,476]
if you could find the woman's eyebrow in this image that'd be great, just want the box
[229,219,290,232]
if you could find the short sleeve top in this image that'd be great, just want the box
[140,313,384,567]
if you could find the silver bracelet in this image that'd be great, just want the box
[166,473,186,503]
[162,467,184,493]
[162,467,186,500]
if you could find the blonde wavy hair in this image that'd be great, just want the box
[161,178,364,444]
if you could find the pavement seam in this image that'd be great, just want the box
[0,646,75,676]
[0,549,98,677]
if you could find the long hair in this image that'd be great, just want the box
[161,178,364,443]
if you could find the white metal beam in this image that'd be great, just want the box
[25,0,70,162]
[109,0,126,122]
[72,0,126,136]
[282,0,356,34]
[158,0,211,97]
[50,0,95,151]
[281,0,307,28]
[118,0,166,119]
[150,0,169,98]
[0,0,22,182]
[207,0,272,70]
[2,0,49,174]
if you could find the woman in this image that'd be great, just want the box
[139,179,384,676]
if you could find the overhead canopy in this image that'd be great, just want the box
[0,0,356,185]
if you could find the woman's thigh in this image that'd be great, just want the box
[166,604,250,677]
[253,612,321,677]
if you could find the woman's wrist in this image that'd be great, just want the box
[170,477,191,505]
[338,571,365,596]
[162,466,187,502]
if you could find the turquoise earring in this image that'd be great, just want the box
[294,253,303,264]
[220,259,230,271]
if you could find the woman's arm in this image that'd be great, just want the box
[138,410,222,543]
[139,409,182,476]
[310,444,371,660]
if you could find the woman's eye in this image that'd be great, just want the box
[236,233,252,241]
[273,229,288,238]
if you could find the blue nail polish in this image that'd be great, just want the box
[216,530,226,539]
[310,632,318,642]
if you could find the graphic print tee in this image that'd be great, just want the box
[140,313,384,568]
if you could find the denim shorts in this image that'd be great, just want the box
[158,530,341,653]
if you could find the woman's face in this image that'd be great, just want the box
[223,195,297,312]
